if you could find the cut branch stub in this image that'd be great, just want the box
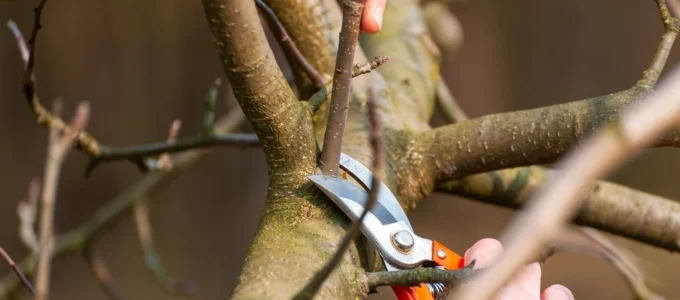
[319,0,367,175]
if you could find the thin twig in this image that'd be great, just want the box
[319,0,366,175]
[8,18,102,158]
[134,198,198,297]
[35,101,91,300]
[18,177,41,253]
[638,0,679,88]
[448,61,680,300]
[366,261,477,289]
[0,247,35,296]
[0,108,248,298]
[9,21,254,176]
[155,119,182,171]
[86,133,260,175]
[83,246,126,300]
[575,228,663,300]
[307,57,389,113]
[668,0,680,19]
[255,0,326,88]
[294,88,384,300]
[435,78,468,123]
[351,56,390,77]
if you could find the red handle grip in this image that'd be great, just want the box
[391,240,464,300]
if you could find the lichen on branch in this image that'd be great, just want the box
[437,166,680,252]
[422,86,680,183]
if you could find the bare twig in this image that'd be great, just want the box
[294,88,384,300]
[134,198,198,297]
[366,260,477,289]
[0,247,35,296]
[351,56,390,77]
[155,119,182,171]
[574,228,663,300]
[319,0,366,175]
[448,62,680,300]
[18,177,41,253]
[307,57,390,113]
[422,1,464,56]
[35,101,91,300]
[638,0,679,88]
[435,78,468,123]
[9,21,254,176]
[8,18,102,158]
[668,0,680,19]
[85,133,260,175]
[83,246,126,300]
[83,78,256,175]
[0,108,248,298]
[255,0,326,88]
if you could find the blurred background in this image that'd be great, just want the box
[1,0,679,299]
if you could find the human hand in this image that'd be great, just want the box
[361,0,386,33]
[464,238,574,300]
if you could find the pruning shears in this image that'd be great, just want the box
[308,153,464,300]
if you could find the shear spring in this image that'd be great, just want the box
[423,262,447,300]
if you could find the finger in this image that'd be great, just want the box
[541,284,575,300]
[463,238,504,269]
[361,0,386,34]
[506,262,542,296]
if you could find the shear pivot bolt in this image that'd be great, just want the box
[437,249,447,259]
[392,230,414,252]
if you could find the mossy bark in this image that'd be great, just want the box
[201,0,680,298]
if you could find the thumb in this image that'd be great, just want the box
[464,238,504,269]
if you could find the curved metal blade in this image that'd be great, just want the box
[308,175,397,225]
[308,174,432,269]
[339,153,412,230]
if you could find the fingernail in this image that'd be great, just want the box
[554,285,575,300]
[373,7,384,31]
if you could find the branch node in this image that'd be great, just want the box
[351,56,390,77]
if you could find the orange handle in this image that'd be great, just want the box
[432,240,465,270]
[391,240,464,300]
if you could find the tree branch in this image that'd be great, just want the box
[425,0,679,183]
[202,0,317,186]
[307,56,390,113]
[422,1,464,57]
[8,16,102,159]
[0,108,247,299]
[294,89,383,300]
[365,261,476,290]
[432,0,680,254]
[449,59,680,300]
[83,246,126,300]
[10,19,254,177]
[574,228,663,300]
[18,177,40,253]
[425,85,680,182]
[638,0,679,88]
[134,198,197,297]
[86,133,260,175]
[35,101,90,300]
[255,0,326,88]
[438,166,680,252]
[435,78,468,123]
[319,0,366,175]
[0,248,34,296]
